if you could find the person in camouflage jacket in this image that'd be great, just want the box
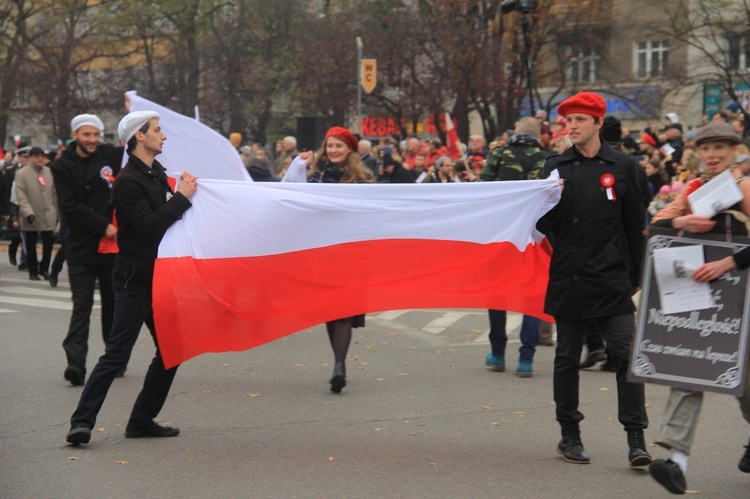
[478,117,552,376]
[479,118,551,182]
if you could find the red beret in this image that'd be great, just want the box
[325,126,359,153]
[640,133,657,148]
[557,91,607,119]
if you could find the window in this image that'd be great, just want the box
[566,47,600,83]
[633,40,669,79]
[728,35,750,70]
[10,86,28,108]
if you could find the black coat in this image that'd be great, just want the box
[111,153,191,294]
[50,143,124,265]
[536,141,645,320]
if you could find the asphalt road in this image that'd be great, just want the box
[0,253,748,498]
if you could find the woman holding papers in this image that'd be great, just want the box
[298,126,373,393]
[649,121,750,493]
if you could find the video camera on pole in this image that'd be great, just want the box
[500,0,537,15]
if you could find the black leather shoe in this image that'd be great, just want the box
[580,349,606,369]
[627,429,652,467]
[40,271,50,280]
[557,430,590,464]
[649,459,686,494]
[18,262,27,271]
[9,255,17,266]
[64,365,85,386]
[66,426,92,446]
[49,272,58,287]
[125,421,180,438]
[330,361,346,394]
[740,437,750,473]
[29,274,40,281]
[628,446,652,467]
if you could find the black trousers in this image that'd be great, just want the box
[70,289,179,429]
[23,230,54,276]
[61,264,115,372]
[554,314,648,431]
[51,242,66,275]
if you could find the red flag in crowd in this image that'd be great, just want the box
[445,113,461,159]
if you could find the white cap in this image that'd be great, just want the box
[71,114,105,133]
[665,112,679,124]
[118,111,160,143]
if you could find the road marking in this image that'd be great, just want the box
[0,296,73,310]
[422,311,471,334]
[0,286,86,299]
[372,310,411,321]
[0,284,99,312]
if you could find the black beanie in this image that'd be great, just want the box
[600,115,622,143]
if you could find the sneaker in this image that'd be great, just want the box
[516,361,534,378]
[740,437,750,473]
[485,353,505,372]
[649,459,687,494]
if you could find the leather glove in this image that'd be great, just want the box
[26,214,35,224]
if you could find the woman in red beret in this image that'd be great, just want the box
[298,126,373,393]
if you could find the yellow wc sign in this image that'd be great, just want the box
[361,59,377,94]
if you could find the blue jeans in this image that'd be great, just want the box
[488,310,540,362]
[70,289,178,429]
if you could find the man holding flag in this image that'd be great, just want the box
[536,91,650,468]
[65,111,198,446]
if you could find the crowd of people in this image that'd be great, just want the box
[1,96,749,496]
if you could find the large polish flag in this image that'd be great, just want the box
[153,177,561,368]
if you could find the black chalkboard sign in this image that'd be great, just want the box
[629,227,750,395]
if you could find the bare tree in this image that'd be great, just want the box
[202,0,305,145]
[22,0,129,137]
[658,0,750,121]
[0,0,37,145]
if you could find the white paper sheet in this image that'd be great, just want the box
[688,170,743,218]
[653,245,713,314]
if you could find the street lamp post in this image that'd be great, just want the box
[356,36,363,136]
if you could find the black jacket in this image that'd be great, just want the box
[111,153,191,294]
[247,164,280,182]
[537,141,645,319]
[377,160,415,184]
[50,142,124,265]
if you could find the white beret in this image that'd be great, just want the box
[118,111,160,143]
[71,114,105,133]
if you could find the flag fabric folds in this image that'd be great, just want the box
[153,177,562,367]
[125,90,251,182]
